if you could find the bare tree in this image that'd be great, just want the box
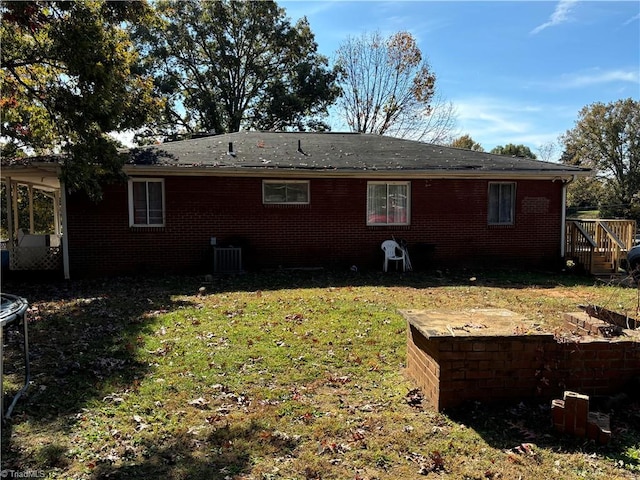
[335,31,457,143]
[536,141,558,162]
[397,91,458,144]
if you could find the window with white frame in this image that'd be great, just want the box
[128,178,165,227]
[367,181,410,225]
[263,180,310,204]
[488,182,515,225]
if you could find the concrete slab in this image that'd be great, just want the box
[400,308,549,339]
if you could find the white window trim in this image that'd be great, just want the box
[366,181,411,226]
[488,181,516,225]
[128,178,166,227]
[262,180,310,205]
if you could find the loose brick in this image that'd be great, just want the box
[552,399,565,432]
[563,392,578,434]
[587,412,611,445]
[574,394,589,437]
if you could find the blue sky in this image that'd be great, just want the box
[280,0,640,159]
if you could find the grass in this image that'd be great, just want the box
[1,269,639,479]
[567,210,601,220]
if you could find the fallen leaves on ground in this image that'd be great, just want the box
[406,450,446,475]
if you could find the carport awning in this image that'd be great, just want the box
[1,162,70,279]
[0,163,61,192]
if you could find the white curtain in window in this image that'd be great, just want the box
[147,182,164,224]
[132,181,163,225]
[263,181,309,203]
[489,183,514,224]
[367,183,408,224]
[133,182,148,224]
[388,183,408,223]
[367,184,388,223]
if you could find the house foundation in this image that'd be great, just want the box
[404,308,640,411]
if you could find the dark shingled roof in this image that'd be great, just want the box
[126,132,588,176]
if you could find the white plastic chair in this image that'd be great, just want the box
[381,240,406,272]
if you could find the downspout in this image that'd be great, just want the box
[60,181,71,280]
[560,175,577,258]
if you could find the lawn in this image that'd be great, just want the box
[1,270,639,479]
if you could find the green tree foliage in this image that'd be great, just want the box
[134,0,339,139]
[450,134,484,152]
[490,144,537,159]
[0,184,54,237]
[335,31,456,143]
[560,145,603,213]
[561,98,640,221]
[565,177,605,211]
[1,1,160,199]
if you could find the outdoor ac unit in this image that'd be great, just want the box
[213,247,242,274]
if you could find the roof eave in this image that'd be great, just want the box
[123,164,591,180]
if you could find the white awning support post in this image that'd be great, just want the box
[60,181,70,280]
[5,177,14,246]
[28,184,34,234]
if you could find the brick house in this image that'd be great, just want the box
[1,131,590,278]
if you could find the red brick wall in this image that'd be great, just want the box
[406,327,640,411]
[66,176,565,277]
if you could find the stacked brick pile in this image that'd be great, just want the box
[551,391,611,445]
[564,312,622,338]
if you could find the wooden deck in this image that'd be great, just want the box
[565,219,637,275]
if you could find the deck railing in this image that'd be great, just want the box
[566,220,597,272]
[565,219,636,274]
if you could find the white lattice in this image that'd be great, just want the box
[10,246,62,271]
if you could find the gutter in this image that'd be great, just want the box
[123,165,589,181]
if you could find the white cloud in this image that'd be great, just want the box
[623,13,640,26]
[559,69,639,88]
[452,96,567,153]
[109,130,136,148]
[530,0,579,35]
[281,0,343,20]
[455,97,534,135]
[530,68,640,90]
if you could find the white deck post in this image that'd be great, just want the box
[60,181,70,279]
[11,180,19,238]
[28,184,34,234]
[53,190,61,235]
[5,177,14,245]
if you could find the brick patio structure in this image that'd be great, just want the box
[404,308,640,411]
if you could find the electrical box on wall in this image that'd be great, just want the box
[210,237,217,246]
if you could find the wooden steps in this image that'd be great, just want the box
[591,251,615,275]
[566,219,636,276]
